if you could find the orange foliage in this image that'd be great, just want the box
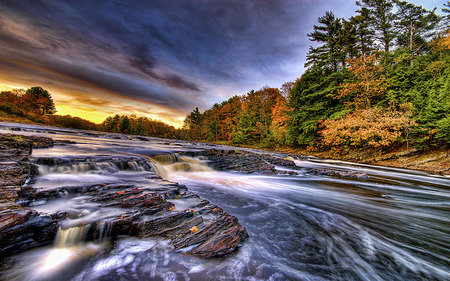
[270,96,291,143]
[431,30,450,51]
[337,53,385,109]
[319,107,417,148]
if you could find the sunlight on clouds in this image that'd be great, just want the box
[56,102,183,128]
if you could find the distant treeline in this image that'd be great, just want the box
[0,87,182,139]
[99,114,183,139]
[183,0,450,151]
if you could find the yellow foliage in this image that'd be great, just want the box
[431,30,450,51]
[169,206,175,211]
[189,226,199,233]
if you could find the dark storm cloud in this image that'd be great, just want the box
[1,0,315,112]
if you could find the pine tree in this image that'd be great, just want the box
[356,0,396,53]
[306,11,344,71]
[351,7,376,56]
[394,0,440,66]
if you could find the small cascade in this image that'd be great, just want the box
[152,153,180,164]
[151,154,212,179]
[97,221,114,242]
[33,156,155,175]
[54,225,89,248]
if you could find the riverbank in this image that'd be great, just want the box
[286,146,450,176]
[194,139,450,176]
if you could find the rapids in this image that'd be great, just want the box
[0,122,449,281]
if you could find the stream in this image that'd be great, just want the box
[0,122,449,281]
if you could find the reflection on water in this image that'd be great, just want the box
[1,122,449,281]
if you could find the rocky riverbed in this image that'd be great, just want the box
[0,134,248,263]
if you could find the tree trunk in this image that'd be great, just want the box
[409,22,414,67]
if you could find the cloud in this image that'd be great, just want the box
[1,0,347,123]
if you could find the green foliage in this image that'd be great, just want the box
[101,114,181,138]
[287,69,347,145]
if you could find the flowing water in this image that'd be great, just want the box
[1,122,449,281]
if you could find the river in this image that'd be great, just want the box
[1,122,449,281]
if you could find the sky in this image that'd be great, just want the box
[0,0,445,127]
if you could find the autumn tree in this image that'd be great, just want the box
[319,107,417,148]
[21,86,56,115]
[337,53,385,109]
[270,95,291,145]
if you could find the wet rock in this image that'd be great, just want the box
[307,168,369,179]
[134,210,195,238]
[27,136,54,149]
[184,149,297,175]
[0,133,249,260]
[189,219,248,258]
[0,210,58,258]
[54,139,77,145]
[172,213,248,258]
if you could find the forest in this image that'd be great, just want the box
[0,86,182,139]
[183,0,450,152]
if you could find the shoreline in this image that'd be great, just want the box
[190,140,450,176]
[1,120,449,176]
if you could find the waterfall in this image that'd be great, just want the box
[152,153,180,164]
[33,154,211,180]
[34,157,155,175]
[151,155,212,179]
[54,225,89,248]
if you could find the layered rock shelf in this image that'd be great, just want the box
[0,134,248,262]
[185,148,298,175]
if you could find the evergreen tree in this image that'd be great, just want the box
[120,115,130,134]
[306,11,344,71]
[351,7,376,56]
[356,0,396,53]
[394,0,440,66]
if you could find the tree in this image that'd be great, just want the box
[288,68,347,146]
[351,7,376,56]
[356,0,396,54]
[319,107,417,148]
[120,115,130,134]
[394,0,440,66]
[337,53,386,109]
[341,18,358,63]
[22,86,56,115]
[306,11,344,71]
[270,96,291,145]
[182,107,203,140]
